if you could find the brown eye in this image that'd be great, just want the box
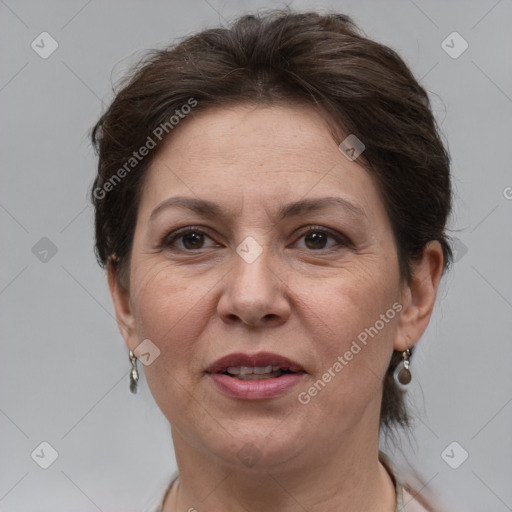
[163,228,216,251]
[304,231,329,250]
[181,232,205,250]
[296,227,348,251]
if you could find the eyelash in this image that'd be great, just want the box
[161,225,351,252]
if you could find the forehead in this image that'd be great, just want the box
[138,104,386,224]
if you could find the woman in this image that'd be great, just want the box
[90,9,452,512]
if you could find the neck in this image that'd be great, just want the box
[163,404,396,512]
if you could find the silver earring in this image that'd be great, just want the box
[129,350,139,394]
[393,348,412,386]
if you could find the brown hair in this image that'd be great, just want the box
[90,8,453,433]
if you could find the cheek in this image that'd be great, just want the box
[311,262,398,345]
[129,262,212,375]
[129,263,215,420]
[302,267,399,410]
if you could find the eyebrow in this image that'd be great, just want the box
[149,195,368,223]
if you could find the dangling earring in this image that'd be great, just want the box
[129,350,139,394]
[393,348,412,386]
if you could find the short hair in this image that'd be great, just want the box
[90,9,453,433]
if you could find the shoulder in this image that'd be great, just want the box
[379,450,435,512]
[143,473,178,512]
[399,485,433,512]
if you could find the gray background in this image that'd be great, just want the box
[1,0,511,510]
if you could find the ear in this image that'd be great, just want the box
[394,240,445,352]
[107,262,138,352]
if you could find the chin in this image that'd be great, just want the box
[205,421,308,473]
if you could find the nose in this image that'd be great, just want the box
[217,244,291,328]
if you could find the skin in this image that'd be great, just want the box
[108,104,444,512]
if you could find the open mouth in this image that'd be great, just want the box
[206,351,306,379]
[221,366,298,380]
[206,352,306,399]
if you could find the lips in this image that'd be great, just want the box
[206,352,307,401]
[206,352,306,376]
[206,351,306,400]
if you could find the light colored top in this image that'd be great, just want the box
[145,451,431,512]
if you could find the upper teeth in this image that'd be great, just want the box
[226,366,283,375]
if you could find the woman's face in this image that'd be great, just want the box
[113,103,414,470]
